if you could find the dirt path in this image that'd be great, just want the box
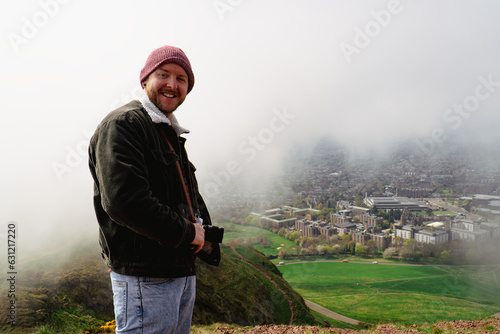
[229,245,295,325]
[304,300,364,325]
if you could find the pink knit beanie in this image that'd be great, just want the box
[140,45,195,93]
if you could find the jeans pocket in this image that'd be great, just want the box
[112,280,128,329]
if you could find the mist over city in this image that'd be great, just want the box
[1,1,500,332]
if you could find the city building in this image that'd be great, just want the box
[450,219,491,241]
[331,212,351,225]
[394,224,449,245]
[295,219,336,240]
[364,196,428,211]
[334,222,357,235]
[251,206,321,229]
[353,231,391,250]
[395,224,422,240]
[481,222,500,238]
[414,229,449,245]
[359,213,383,229]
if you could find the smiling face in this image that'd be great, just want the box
[142,62,189,116]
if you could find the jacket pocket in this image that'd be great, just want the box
[149,149,179,183]
[147,149,182,205]
[151,149,179,167]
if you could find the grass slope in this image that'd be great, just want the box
[220,222,297,256]
[279,262,500,325]
[0,239,318,333]
[195,244,317,326]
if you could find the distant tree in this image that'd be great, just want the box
[392,236,404,248]
[371,205,379,215]
[300,248,311,256]
[383,247,398,259]
[400,239,419,262]
[250,217,260,226]
[308,244,318,256]
[288,231,301,242]
[465,249,479,263]
[440,250,451,264]
[261,220,270,229]
[338,238,349,254]
[348,241,356,254]
[421,243,440,260]
[463,199,472,212]
[354,194,365,207]
[299,236,314,248]
[244,215,253,225]
[381,220,390,229]
[317,234,326,244]
[365,240,377,255]
[278,249,290,259]
[259,235,271,247]
[355,244,365,256]
[323,245,333,255]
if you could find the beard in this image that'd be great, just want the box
[145,87,185,115]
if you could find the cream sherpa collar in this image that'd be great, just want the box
[139,91,190,136]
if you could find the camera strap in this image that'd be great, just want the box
[160,129,196,224]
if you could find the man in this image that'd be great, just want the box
[88,45,214,333]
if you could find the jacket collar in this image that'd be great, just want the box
[139,91,190,136]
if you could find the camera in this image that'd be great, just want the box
[203,225,224,244]
[196,224,223,266]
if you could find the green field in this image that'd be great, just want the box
[220,222,298,256]
[279,262,500,325]
[434,210,456,216]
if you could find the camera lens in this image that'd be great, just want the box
[203,225,224,244]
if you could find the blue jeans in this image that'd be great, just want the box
[110,271,196,334]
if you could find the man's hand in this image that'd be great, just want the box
[191,223,205,254]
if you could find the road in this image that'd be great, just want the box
[304,300,364,325]
[424,197,482,220]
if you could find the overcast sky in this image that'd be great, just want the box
[1,0,499,255]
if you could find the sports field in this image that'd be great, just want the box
[279,262,500,325]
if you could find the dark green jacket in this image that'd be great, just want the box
[88,100,211,278]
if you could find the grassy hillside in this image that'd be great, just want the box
[279,261,500,325]
[0,238,318,333]
[195,243,317,326]
[220,222,298,256]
